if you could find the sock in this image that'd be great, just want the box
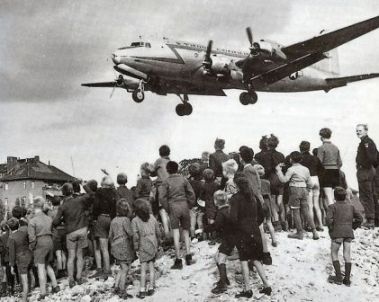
[345,262,352,280]
[332,260,342,280]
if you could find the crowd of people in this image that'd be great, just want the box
[0,124,378,301]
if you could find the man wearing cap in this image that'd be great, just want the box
[356,124,378,228]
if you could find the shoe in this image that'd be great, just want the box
[262,252,272,265]
[259,286,272,296]
[185,254,193,266]
[281,221,289,232]
[103,270,112,280]
[76,278,87,285]
[113,287,120,295]
[137,291,146,299]
[217,278,230,286]
[120,292,134,299]
[171,258,183,270]
[362,221,375,229]
[343,278,351,287]
[69,279,76,288]
[328,275,343,285]
[89,268,103,279]
[316,226,324,232]
[235,290,253,298]
[146,288,155,296]
[52,286,60,294]
[288,232,304,240]
[211,283,227,294]
[38,294,47,301]
[312,230,320,240]
[272,241,278,247]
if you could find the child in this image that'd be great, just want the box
[109,199,135,299]
[0,222,14,297]
[222,159,238,199]
[135,163,154,201]
[326,187,363,286]
[188,163,204,239]
[132,199,161,299]
[276,151,319,240]
[28,196,59,299]
[204,191,235,294]
[200,169,219,235]
[7,217,32,302]
[254,164,278,247]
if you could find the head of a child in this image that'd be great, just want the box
[116,198,130,217]
[140,163,154,177]
[334,187,347,202]
[84,179,98,193]
[267,134,279,150]
[6,217,19,232]
[159,145,170,158]
[51,196,61,207]
[61,183,74,197]
[289,151,302,164]
[201,151,210,163]
[203,168,215,183]
[239,146,254,165]
[12,205,26,220]
[299,141,311,153]
[72,180,81,194]
[214,138,225,151]
[134,199,150,222]
[253,164,265,178]
[259,136,268,151]
[188,163,201,179]
[117,173,128,186]
[101,176,114,188]
[213,190,228,208]
[319,127,332,142]
[222,159,238,179]
[166,161,179,175]
[33,196,45,213]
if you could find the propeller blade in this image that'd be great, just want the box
[109,85,116,99]
[204,40,213,63]
[246,27,253,46]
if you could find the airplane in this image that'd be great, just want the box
[82,16,379,116]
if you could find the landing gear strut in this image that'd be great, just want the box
[175,94,193,116]
[132,80,145,103]
[239,90,258,105]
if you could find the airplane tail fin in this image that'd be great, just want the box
[325,73,379,88]
[312,49,340,76]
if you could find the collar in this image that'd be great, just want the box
[168,173,180,178]
[218,204,229,210]
[292,163,301,166]
[323,140,332,144]
[244,163,252,168]
[360,135,370,142]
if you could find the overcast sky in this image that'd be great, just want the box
[1,0,379,187]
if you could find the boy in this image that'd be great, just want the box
[276,151,319,240]
[326,187,363,286]
[159,161,196,269]
[204,191,235,294]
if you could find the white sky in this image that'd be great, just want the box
[1,0,379,188]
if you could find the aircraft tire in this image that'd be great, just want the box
[249,91,258,104]
[183,103,193,115]
[239,92,251,105]
[132,89,144,103]
[175,104,186,116]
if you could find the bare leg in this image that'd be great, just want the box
[159,209,171,239]
[140,262,147,292]
[253,260,270,287]
[67,249,76,281]
[172,229,181,259]
[189,209,197,238]
[148,261,155,289]
[76,248,84,280]
[323,187,334,205]
[55,250,63,271]
[20,274,28,302]
[240,261,251,292]
[271,194,279,222]
[119,263,128,291]
[259,225,269,253]
[46,264,57,287]
[312,189,322,229]
[265,218,277,246]
[343,242,351,263]
[99,238,110,273]
[62,251,67,270]
[331,241,341,262]
[37,264,47,295]
[182,229,191,255]
[308,191,315,225]
[93,240,102,269]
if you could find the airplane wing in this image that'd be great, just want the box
[325,73,379,88]
[244,16,379,87]
[81,82,117,88]
[82,77,139,91]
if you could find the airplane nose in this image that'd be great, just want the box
[112,53,121,64]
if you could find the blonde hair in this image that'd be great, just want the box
[213,190,228,206]
[222,159,238,179]
[33,196,45,209]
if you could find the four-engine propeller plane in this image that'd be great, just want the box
[82,16,379,116]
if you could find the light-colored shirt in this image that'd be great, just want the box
[277,163,313,188]
[153,156,170,184]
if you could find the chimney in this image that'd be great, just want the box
[6,156,18,173]
[34,156,40,162]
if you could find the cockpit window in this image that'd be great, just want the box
[145,42,151,48]
[117,42,151,50]
[131,42,144,47]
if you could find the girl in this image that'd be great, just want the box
[132,199,161,299]
[222,159,238,199]
[109,199,135,299]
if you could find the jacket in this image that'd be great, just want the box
[159,174,196,211]
[209,150,230,177]
[94,187,117,219]
[28,211,53,249]
[277,163,313,188]
[204,205,237,241]
[243,164,263,203]
[317,141,342,169]
[255,149,285,177]
[326,200,363,239]
[53,193,92,234]
[301,152,323,177]
[356,135,378,169]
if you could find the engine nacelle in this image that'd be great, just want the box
[259,39,287,60]
[210,55,232,74]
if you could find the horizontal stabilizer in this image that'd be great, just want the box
[325,73,379,87]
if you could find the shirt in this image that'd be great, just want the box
[8,226,32,266]
[153,156,170,184]
[356,135,378,169]
[277,163,313,188]
[243,164,264,203]
[301,152,323,176]
[209,150,230,177]
[317,141,342,169]
[28,211,52,245]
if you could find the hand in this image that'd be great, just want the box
[275,163,283,171]
[10,266,15,275]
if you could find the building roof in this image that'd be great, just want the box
[1,157,76,183]
[0,164,6,175]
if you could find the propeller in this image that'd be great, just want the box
[246,27,260,56]
[109,75,124,99]
[202,40,213,73]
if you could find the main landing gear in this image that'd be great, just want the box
[239,91,258,105]
[132,80,145,103]
[175,94,193,116]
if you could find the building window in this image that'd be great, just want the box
[4,184,8,191]
[31,182,35,189]
[24,182,26,189]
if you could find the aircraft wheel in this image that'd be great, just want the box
[239,92,251,105]
[175,104,186,116]
[183,103,193,115]
[249,91,258,104]
[132,89,144,103]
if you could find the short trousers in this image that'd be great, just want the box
[268,173,284,196]
[320,169,340,188]
[34,236,54,264]
[16,251,32,274]
[236,234,263,262]
[169,201,190,230]
[66,227,88,250]
[333,238,352,244]
[53,227,66,251]
[288,187,308,209]
[218,237,236,256]
[93,215,111,238]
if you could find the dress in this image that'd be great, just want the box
[109,216,135,263]
[131,215,160,263]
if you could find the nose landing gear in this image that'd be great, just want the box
[132,80,145,103]
[175,94,193,116]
